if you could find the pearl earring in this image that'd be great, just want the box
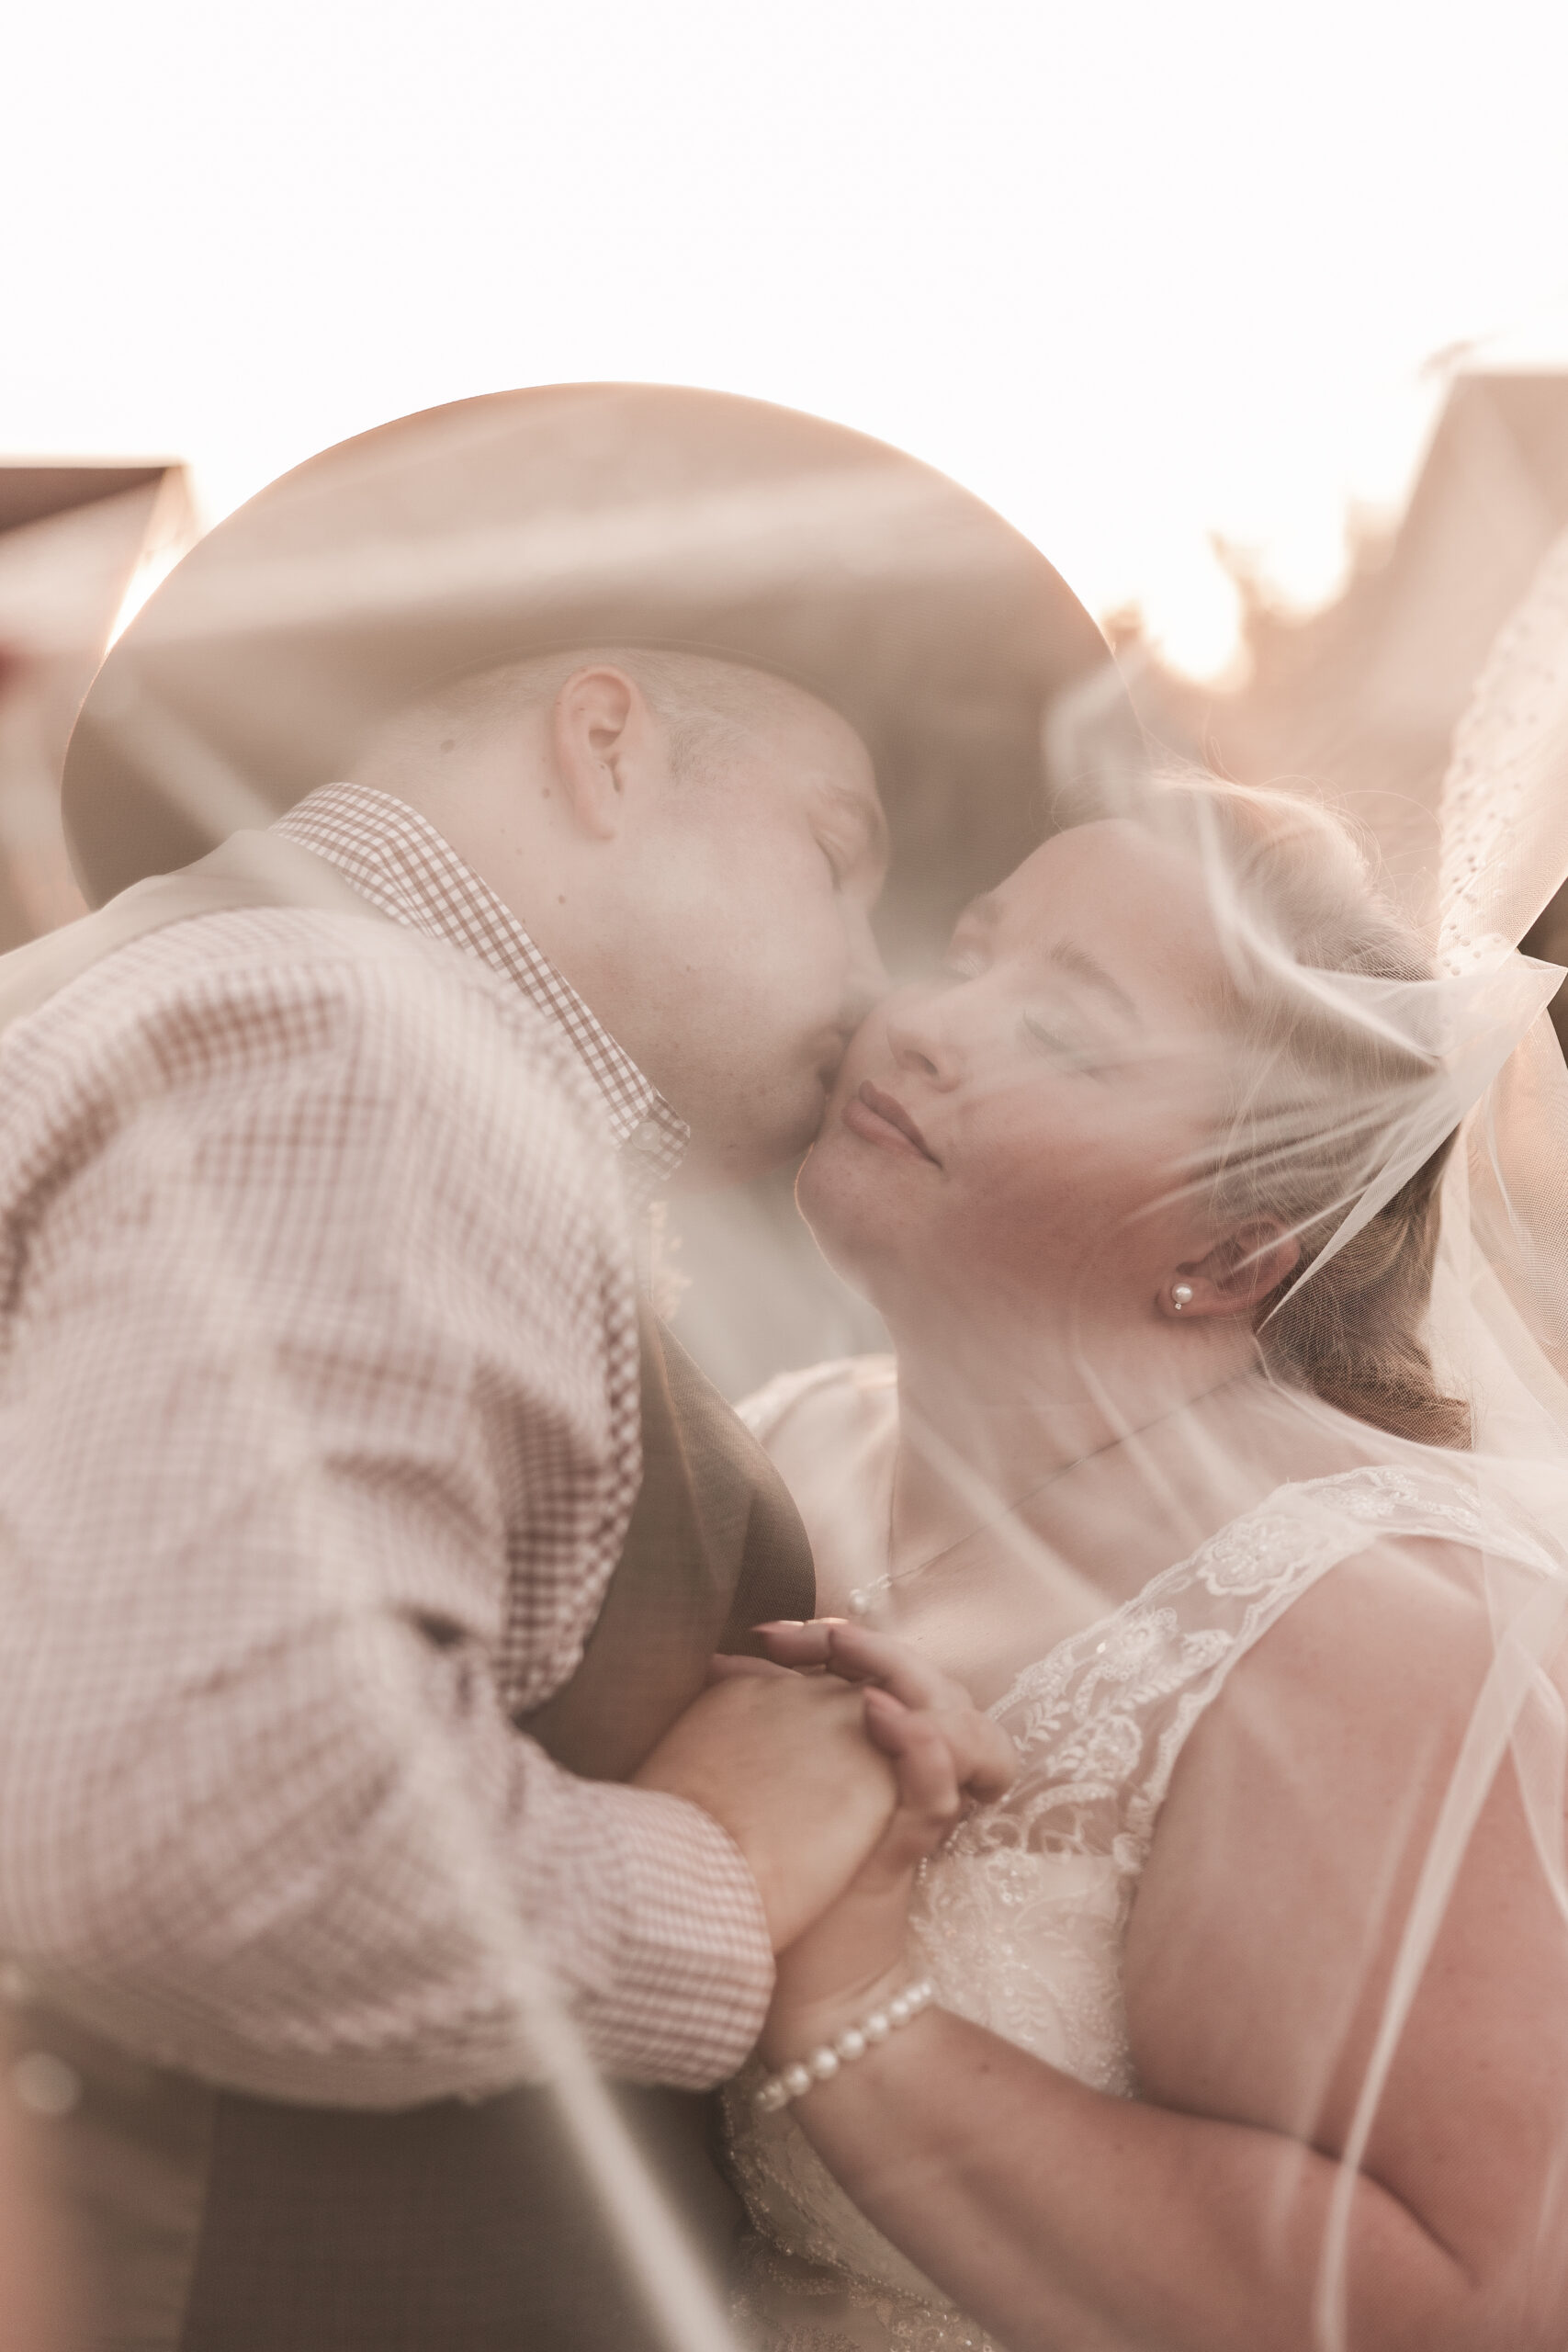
[1170,1283,1193,1313]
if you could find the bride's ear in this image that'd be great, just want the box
[1160,1219,1299,1321]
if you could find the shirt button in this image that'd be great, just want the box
[628,1120,664,1157]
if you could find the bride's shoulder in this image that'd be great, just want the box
[1126,1458,1534,1792]
[739,1352,897,1451]
[1127,1523,1502,1962]
[1202,1484,1513,1770]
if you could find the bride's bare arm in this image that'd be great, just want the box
[761,1549,1568,2352]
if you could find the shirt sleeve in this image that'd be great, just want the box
[0,915,773,2102]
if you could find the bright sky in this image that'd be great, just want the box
[7,0,1568,676]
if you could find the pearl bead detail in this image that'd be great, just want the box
[753,1979,936,2113]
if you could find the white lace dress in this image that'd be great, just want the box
[723,1360,1520,2352]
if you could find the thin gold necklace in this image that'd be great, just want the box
[847,1370,1255,1621]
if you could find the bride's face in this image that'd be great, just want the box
[797,820,1232,1330]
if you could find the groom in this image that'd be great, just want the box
[0,386,1117,2350]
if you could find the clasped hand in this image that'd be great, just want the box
[634,1620,1016,2057]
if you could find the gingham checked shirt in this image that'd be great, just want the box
[0,782,773,2105]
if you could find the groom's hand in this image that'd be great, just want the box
[632,1670,899,1951]
[751,1618,1017,2049]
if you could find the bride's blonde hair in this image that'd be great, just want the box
[1082,769,1471,1448]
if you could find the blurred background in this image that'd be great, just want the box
[6,0,1568,1408]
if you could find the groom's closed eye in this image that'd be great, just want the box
[941,897,1002,979]
[815,783,889,893]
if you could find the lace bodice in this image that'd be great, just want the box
[725,1397,1509,2352]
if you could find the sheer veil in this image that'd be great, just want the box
[1119,526,1568,2345]
[1304,526,1568,2344]
[30,493,1568,2352]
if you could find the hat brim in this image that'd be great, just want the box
[62,383,1126,956]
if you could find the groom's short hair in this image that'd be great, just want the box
[400,645,831,788]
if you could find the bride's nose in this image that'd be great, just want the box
[885,989,963,1089]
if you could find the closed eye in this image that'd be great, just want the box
[941,923,990,983]
[1021,1012,1106,1072]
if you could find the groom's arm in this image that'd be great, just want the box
[0,915,833,2103]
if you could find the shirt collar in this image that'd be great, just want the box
[275,782,689,1191]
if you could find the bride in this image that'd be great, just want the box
[687,559,1568,2352]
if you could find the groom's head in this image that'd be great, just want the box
[361,645,887,1184]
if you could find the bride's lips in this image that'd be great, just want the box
[841,1080,941,1165]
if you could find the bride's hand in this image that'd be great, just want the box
[748,1619,1015,2062]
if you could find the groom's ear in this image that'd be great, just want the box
[548,665,657,842]
[1168,1219,1300,1319]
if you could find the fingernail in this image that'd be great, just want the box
[753,1620,803,1631]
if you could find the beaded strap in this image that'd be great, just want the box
[752,1977,936,2112]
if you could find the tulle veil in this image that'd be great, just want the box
[1051,524,1568,2346]
[24,498,1568,2352]
[1328,526,1568,2344]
